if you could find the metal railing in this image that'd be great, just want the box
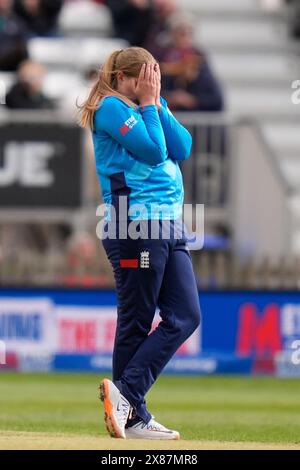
[0,110,293,287]
[177,112,230,209]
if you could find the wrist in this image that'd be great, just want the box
[139,100,156,107]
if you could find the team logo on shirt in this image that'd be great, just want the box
[119,115,138,136]
[140,250,150,269]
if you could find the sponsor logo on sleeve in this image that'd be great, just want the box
[119,115,138,135]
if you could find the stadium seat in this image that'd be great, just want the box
[58,0,113,36]
[77,38,128,69]
[261,122,300,191]
[43,70,83,100]
[262,122,300,155]
[0,72,15,96]
[226,86,300,115]
[194,18,288,50]
[28,37,128,68]
[281,160,300,190]
[174,0,260,13]
[28,37,76,67]
[210,52,297,84]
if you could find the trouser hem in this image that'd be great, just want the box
[114,379,152,424]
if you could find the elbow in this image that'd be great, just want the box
[177,131,193,161]
[184,131,193,159]
[147,146,168,166]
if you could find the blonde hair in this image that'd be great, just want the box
[78,47,156,129]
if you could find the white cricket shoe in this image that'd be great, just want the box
[99,378,132,439]
[125,418,180,440]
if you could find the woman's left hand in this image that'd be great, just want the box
[154,63,161,110]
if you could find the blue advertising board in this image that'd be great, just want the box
[0,289,300,375]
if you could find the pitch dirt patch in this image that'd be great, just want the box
[1,431,300,450]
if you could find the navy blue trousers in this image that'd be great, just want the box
[102,220,201,423]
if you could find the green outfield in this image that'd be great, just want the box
[0,373,300,450]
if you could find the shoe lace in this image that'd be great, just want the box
[120,396,131,424]
[139,418,162,431]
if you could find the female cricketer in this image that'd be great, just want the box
[79,47,201,440]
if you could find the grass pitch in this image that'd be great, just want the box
[0,373,300,450]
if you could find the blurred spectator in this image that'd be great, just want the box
[5,60,55,109]
[286,0,300,38]
[60,66,100,203]
[105,0,154,46]
[0,0,28,71]
[144,0,177,59]
[61,66,101,204]
[64,230,114,287]
[14,0,63,37]
[260,0,283,10]
[161,15,224,112]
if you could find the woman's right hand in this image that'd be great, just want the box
[135,63,157,107]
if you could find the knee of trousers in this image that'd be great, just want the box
[163,304,201,342]
[117,312,153,340]
[181,304,201,338]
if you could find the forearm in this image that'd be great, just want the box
[158,105,192,161]
[139,104,167,164]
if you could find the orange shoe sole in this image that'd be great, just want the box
[99,379,124,439]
